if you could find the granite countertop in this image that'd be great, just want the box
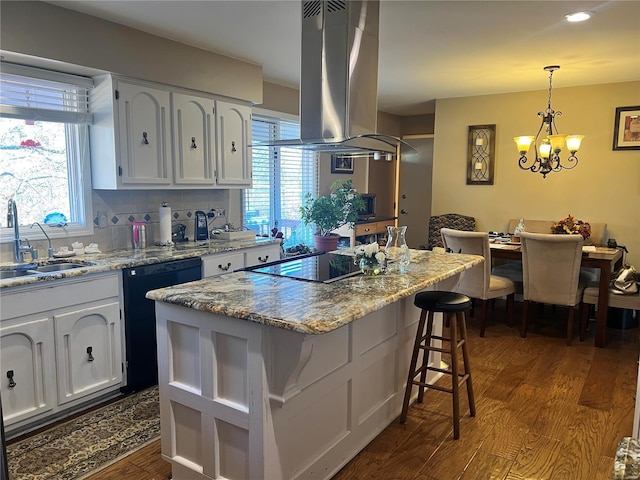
[613,437,640,479]
[0,238,280,289]
[145,249,484,335]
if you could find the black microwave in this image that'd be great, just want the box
[357,193,376,220]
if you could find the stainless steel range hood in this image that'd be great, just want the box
[258,0,404,155]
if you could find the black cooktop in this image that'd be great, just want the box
[246,252,362,283]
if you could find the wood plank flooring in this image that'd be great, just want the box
[85,302,639,480]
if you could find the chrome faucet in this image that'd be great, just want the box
[10,200,38,263]
[31,222,54,259]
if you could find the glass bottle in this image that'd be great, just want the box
[385,226,410,273]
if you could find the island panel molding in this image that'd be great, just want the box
[150,250,484,479]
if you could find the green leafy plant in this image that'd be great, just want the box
[300,179,365,237]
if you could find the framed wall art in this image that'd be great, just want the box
[467,124,495,185]
[331,155,354,174]
[613,106,640,150]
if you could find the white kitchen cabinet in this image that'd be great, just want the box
[215,100,252,187]
[172,92,216,186]
[91,75,253,190]
[202,251,245,278]
[0,272,123,434]
[0,317,56,427]
[91,75,171,189]
[244,244,280,267]
[201,244,281,278]
[53,302,122,405]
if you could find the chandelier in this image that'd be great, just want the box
[514,66,584,178]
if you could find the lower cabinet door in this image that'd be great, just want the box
[53,302,122,405]
[0,317,56,427]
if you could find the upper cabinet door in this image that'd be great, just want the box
[117,82,171,185]
[215,101,252,187]
[172,93,215,185]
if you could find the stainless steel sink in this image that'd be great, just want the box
[35,263,87,272]
[0,260,95,280]
[0,269,35,279]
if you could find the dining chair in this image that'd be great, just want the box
[520,232,587,345]
[424,214,475,250]
[580,288,640,339]
[440,228,516,337]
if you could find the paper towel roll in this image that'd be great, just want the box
[159,203,172,245]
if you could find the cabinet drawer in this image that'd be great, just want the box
[354,223,377,236]
[245,245,280,268]
[376,221,394,234]
[202,252,244,277]
[355,222,391,236]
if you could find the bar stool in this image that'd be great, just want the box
[400,291,476,439]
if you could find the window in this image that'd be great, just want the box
[0,63,93,241]
[243,113,317,247]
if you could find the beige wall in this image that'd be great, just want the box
[1,1,262,103]
[432,81,640,266]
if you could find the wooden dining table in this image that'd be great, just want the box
[490,243,623,347]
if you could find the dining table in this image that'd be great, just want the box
[490,243,623,347]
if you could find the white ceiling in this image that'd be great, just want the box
[47,0,640,116]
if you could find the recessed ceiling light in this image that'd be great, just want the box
[565,11,593,22]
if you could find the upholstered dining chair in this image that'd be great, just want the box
[520,232,587,345]
[425,213,475,250]
[440,228,516,337]
[580,287,640,339]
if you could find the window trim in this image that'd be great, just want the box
[0,65,94,245]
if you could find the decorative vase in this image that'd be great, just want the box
[313,233,340,252]
[359,257,384,276]
[385,226,410,273]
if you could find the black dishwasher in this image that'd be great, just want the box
[121,257,202,393]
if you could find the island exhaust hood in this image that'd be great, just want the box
[259,0,404,156]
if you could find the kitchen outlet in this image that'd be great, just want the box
[216,209,225,217]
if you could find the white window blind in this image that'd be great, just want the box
[0,63,93,124]
[244,114,317,247]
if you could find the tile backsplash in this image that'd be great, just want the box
[1,189,233,262]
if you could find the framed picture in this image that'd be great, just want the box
[466,124,495,185]
[613,106,640,150]
[331,155,354,174]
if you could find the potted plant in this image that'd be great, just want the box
[300,179,365,251]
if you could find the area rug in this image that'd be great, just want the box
[6,386,160,480]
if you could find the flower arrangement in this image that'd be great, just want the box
[354,242,387,275]
[551,214,591,239]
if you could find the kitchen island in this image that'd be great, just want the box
[147,249,483,480]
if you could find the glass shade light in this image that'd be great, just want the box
[514,136,534,154]
[548,134,567,152]
[565,135,585,152]
[515,66,584,178]
[539,140,552,159]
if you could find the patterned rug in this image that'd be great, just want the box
[6,386,160,480]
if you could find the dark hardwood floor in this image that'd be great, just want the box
[86,302,639,480]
